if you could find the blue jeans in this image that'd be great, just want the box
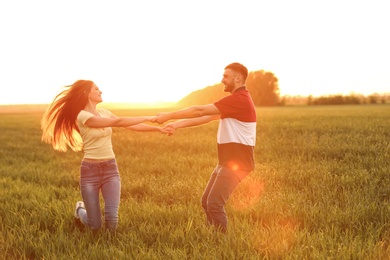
[77,159,121,231]
[201,165,249,232]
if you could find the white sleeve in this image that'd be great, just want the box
[77,110,94,125]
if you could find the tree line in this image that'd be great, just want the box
[178,70,280,106]
[282,93,390,106]
[178,70,389,107]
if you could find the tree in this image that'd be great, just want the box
[246,70,280,106]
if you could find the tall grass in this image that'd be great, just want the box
[0,105,389,259]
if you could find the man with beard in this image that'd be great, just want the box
[153,62,257,233]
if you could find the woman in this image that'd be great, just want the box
[41,79,167,232]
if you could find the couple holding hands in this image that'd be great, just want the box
[41,62,256,234]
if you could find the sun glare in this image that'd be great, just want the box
[0,1,389,106]
[230,178,265,211]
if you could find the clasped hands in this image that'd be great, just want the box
[151,112,175,136]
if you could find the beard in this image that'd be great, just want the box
[223,83,234,93]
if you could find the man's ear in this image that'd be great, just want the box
[235,74,242,84]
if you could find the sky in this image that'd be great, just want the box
[0,0,389,105]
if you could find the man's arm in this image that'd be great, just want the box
[163,115,219,135]
[153,104,220,124]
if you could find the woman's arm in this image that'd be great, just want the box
[126,123,167,133]
[84,116,153,128]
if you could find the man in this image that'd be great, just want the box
[153,62,256,233]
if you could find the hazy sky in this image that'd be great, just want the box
[0,0,389,105]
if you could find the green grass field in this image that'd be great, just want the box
[0,105,389,259]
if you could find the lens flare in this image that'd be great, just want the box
[230,178,265,211]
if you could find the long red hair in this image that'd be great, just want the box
[41,80,94,152]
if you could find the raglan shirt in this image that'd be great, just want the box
[77,109,115,160]
[213,87,256,172]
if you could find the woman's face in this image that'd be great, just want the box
[88,84,103,103]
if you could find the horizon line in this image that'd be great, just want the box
[1,91,389,107]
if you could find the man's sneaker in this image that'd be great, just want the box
[74,201,85,219]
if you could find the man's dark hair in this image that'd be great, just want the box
[225,62,248,82]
